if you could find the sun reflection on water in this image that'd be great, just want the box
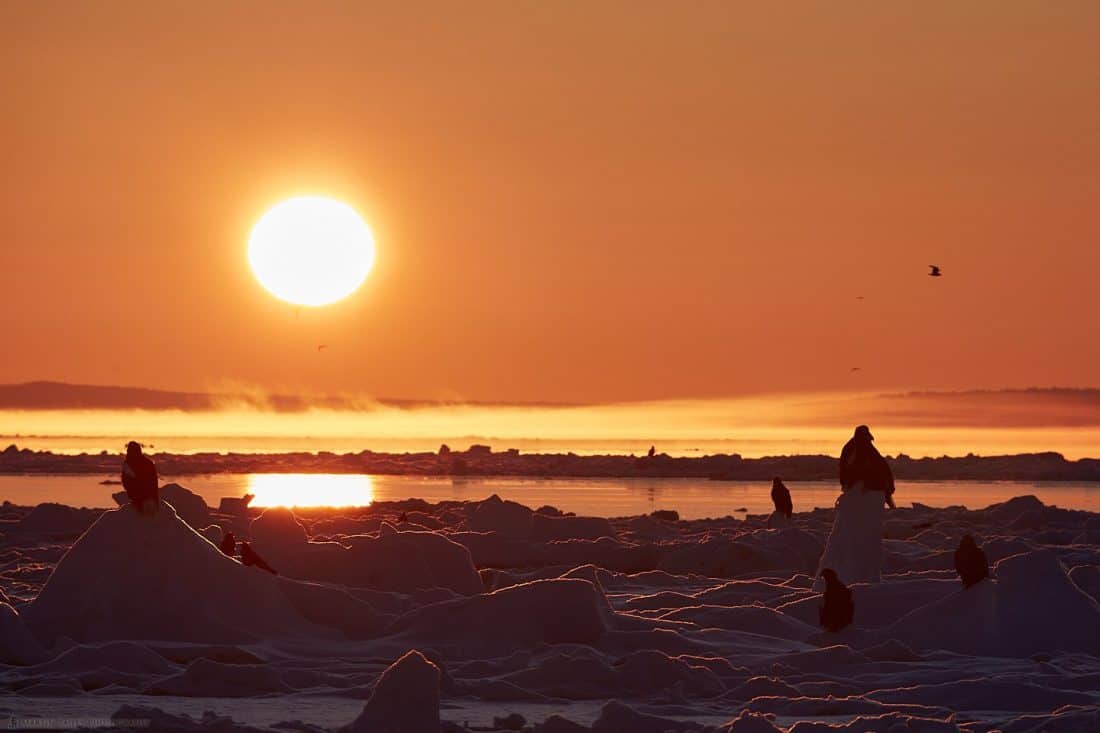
[247,473,374,508]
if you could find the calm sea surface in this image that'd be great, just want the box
[2,474,1099,518]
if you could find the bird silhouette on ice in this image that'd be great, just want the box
[218,531,237,557]
[928,265,942,277]
[240,541,278,575]
[771,478,793,519]
[819,568,854,632]
[122,441,159,517]
[954,534,989,588]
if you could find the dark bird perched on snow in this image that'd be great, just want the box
[819,568,854,632]
[839,425,896,509]
[954,534,989,588]
[218,531,237,557]
[647,445,656,458]
[771,477,793,519]
[928,265,942,277]
[122,441,160,517]
[240,542,278,575]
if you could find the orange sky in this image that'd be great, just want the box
[3,2,1099,403]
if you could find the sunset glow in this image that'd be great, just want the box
[248,196,375,307]
[6,5,1100,728]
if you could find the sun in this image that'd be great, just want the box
[248,196,375,306]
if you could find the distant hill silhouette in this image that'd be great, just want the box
[0,381,570,412]
[0,382,221,411]
[3,381,1100,427]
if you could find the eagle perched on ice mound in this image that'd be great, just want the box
[819,568,854,632]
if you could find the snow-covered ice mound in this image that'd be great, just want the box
[0,603,46,664]
[468,494,535,538]
[341,649,441,733]
[590,700,709,732]
[144,657,292,697]
[386,578,610,655]
[250,508,483,595]
[24,502,329,644]
[343,524,484,595]
[532,513,616,541]
[467,494,616,542]
[248,506,312,553]
[13,502,101,536]
[657,528,823,577]
[885,549,1100,656]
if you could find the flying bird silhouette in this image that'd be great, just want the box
[850,367,862,372]
[928,265,942,277]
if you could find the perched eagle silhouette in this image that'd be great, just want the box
[929,265,942,277]
[819,568,854,632]
[770,478,793,519]
[954,534,989,588]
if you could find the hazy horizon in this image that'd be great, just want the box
[6,380,1100,459]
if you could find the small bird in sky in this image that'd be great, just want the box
[317,344,328,352]
[929,265,942,277]
[850,367,861,372]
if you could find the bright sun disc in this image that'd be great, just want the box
[248,196,375,306]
